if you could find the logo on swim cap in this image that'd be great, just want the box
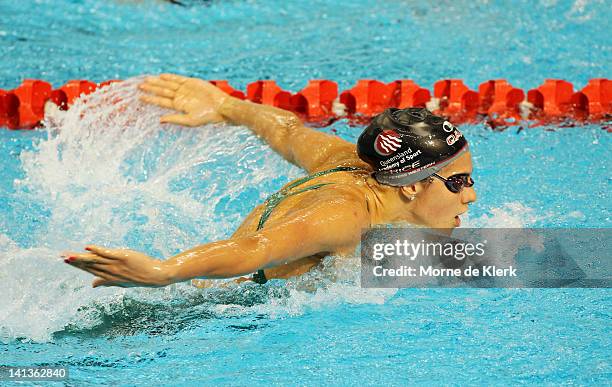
[443,121,455,132]
[374,130,402,156]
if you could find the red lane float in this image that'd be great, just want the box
[210,80,245,99]
[527,79,575,120]
[387,80,430,109]
[1,77,610,130]
[59,80,97,107]
[340,80,392,117]
[523,78,612,122]
[47,80,101,114]
[1,79,118,129]
[478,80,524,120]
[0,90,20,129]
[12,80,52,129]
[574,78,611,120]
[246,80,286,106]
[295,80,338,120]
[49,89,68,111]
[244,80,341,121]
[245,80,298,116]
[433,79,479,121]
[98,79,122,89]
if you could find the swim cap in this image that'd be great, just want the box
[357,107,468,187]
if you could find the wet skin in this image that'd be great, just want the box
[62,74,477,288]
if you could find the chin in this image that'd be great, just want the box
[454,215,461,227]
[419,217,459,231]
[432,227,454,237]
[431,219,459,230]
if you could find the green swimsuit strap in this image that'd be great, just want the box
[252,166,364,284]
[256,183,330,231]
[256,166,363,230]
[277,166,363,193]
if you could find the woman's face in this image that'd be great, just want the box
[411,151,477,229]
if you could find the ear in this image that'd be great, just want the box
[399,181,427,197]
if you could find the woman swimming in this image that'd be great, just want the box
[62,74,477,288]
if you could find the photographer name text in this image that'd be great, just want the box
[373,265,517,278]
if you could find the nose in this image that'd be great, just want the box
[462,186,477,204]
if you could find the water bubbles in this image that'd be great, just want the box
[462,202,543,228]
[0,77,301,342]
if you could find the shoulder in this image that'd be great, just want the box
[274,190,369,238]
[316,147,370,171]
[300,195,369,251]
[306,188,371,233]
[252,192,369,263]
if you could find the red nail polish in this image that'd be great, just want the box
[64,259,70,263]
[85,247,92,251]
[68,257,76,262]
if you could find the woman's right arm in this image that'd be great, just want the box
[140,74,357,173]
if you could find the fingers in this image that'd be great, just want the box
[87,265,123,280]
[92,277,128,288]
[160,113,196,126]
[142,77,180,91]
[83,245,128,260]
[140,95,174,109]
[91,276,127,288]
[61,247,139,288]
[139,83,175,98]
[64,257,109,278]
[160,73,189,83]
[67,257,130,284]
[61,252,113,265]
[93,277,119,288]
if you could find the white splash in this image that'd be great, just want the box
[0,78,548,343]
[1,77,397,343]
[0,77,303,342]
[461,202,543,228]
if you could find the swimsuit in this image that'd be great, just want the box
[251,166,364,284]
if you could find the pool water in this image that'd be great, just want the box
[1,0,611,385]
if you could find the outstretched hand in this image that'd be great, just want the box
[62,245,173,288]
[139,73,230,127]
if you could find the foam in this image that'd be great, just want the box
[0,78,548,343]
[2,77,390,342]
[461,202,543,228]
[0,234,17,251]
[1,77,303,342]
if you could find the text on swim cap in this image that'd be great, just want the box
[380,147,413,166]
[379,148,422,171]
[446,128,463,146]
[443,120,463,146]
[443,121,455,133]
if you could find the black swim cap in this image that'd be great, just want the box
[357,107,468,187]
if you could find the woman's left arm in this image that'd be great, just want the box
[63,196,368,288]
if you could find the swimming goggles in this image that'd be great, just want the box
[431,173,474,193]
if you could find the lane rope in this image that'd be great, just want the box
[1,78,609,130]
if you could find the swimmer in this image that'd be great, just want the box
[62,74,477,288]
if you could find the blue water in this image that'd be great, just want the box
[1,0,611,385]
[1,0,610,91]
